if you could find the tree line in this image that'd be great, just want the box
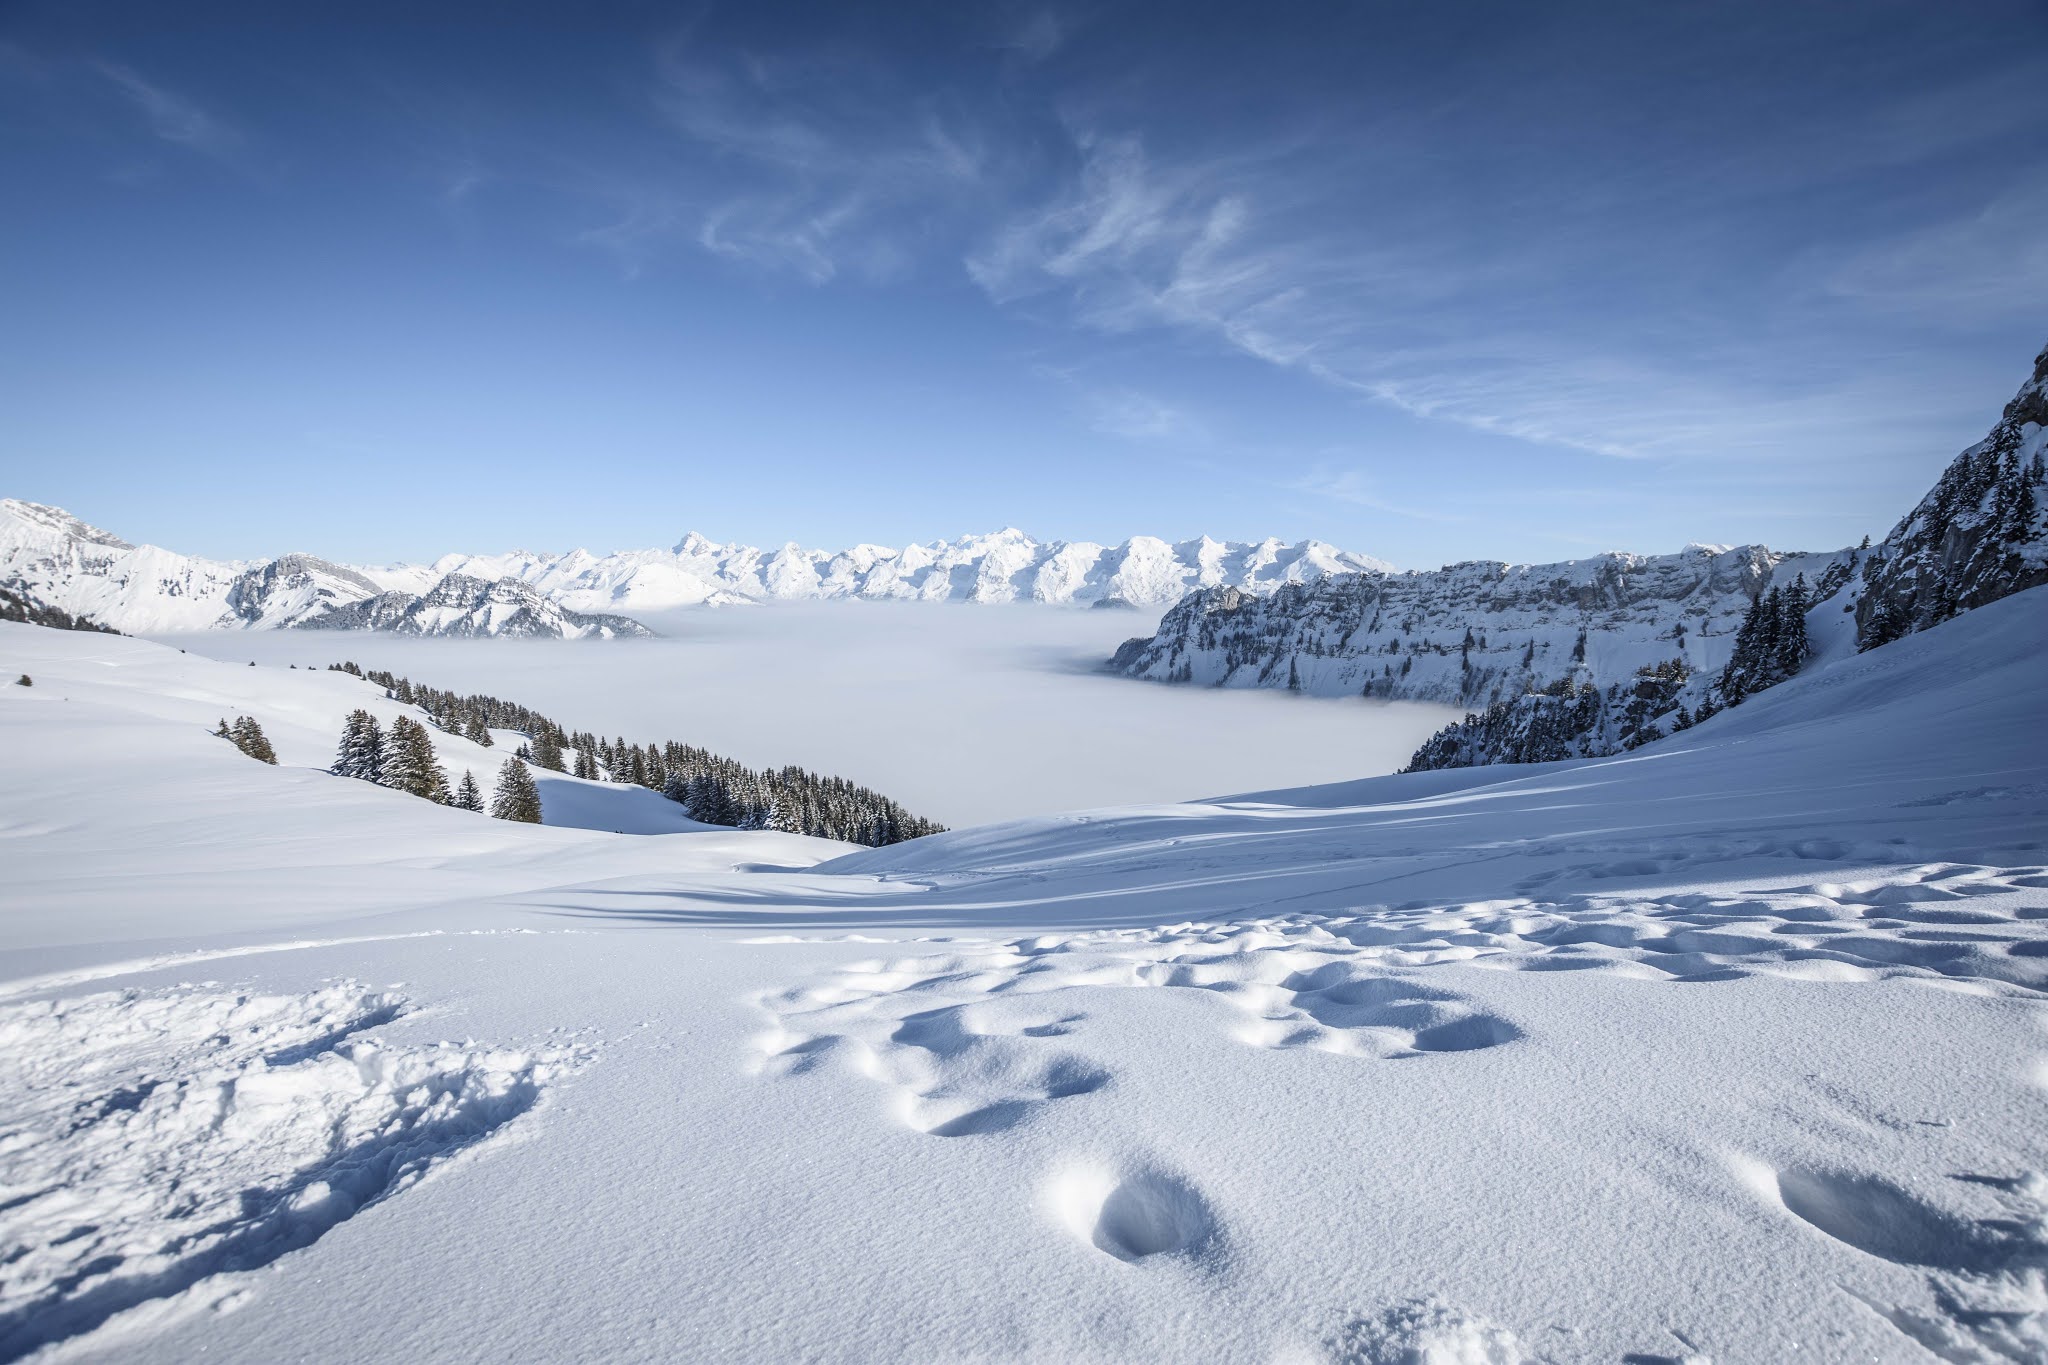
[326,661,943,846]
[333,707,541,822]
[1,581,119,634]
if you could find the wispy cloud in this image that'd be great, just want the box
[1285,466,1460,524]
[1818,179,2048,324]
[1081,386,1206,443]
[1001,11,1069,64]
[967,130,1675,458]
[94,61,241,161]
[962,123,1993,465]
[575,187,686,279]
[611,40,989,284]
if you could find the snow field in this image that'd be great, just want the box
[0,589,2043,1361]
[0,979,586,1359]
[743,863,2048,1358]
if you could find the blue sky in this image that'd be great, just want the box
[2,1,2044,568]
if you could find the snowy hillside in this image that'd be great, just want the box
[0,624,794,847]
[2,582,2045,1361]
[0,498,1392,631]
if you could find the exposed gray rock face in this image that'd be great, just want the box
[222,555,387,628]
[296,572,653,639]
[1109,543,1837,709]
[1115,340,2048,774]
[1855,343,2048,649]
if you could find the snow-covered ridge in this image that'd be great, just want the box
[1112,340,2048,726]
[0,501,1393,633]
[422,526,1392,612]
[1110,541,1852,707]
[0,504,647,638]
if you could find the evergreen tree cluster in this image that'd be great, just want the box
[214,715,278,764]
[1,580,120,634]
[1403,658,1694,773]
[1716,576,1810,707]
[331,705,521,820]
[331,664,511,752]
[327,665,944,846]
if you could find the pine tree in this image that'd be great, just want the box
[464,712,492,747]
[453,769,485,812]
[229,716,278,764]
[332,709,385,781]
[491,758,543,823]
[1861,594,1908,651]
[14,674,28,687]
[215,718,231,738]
[531,726,566,772]
[574,747,600,780]
[1775,575,1809,680]
[382,716,451,802]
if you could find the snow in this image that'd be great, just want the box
[1,587,2045,1362]
[2,498,1398,632]
[0,981,584,1359]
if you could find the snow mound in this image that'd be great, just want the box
[0,982,584,1357]
[1326,1297,1532,1365]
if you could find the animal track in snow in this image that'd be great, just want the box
[1751,1160,2048,1358]
[1046,1160,1219,1265]
[1775,1167,2011,1272]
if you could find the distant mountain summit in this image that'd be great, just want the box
[0,504,650,638]
[0,504,1392,634]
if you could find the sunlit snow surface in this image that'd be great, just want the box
[3,590,2047,1362]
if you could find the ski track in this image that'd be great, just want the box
[0,981,585,1362]
[752,859,2048,1359]
[0,928,554,1004]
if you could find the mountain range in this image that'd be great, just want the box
[1113,339,2048,768]
[0,507,1393,636]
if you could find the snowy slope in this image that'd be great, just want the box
[2,587,2045,1361]
[0,500,250,633]
[0,623,840,886]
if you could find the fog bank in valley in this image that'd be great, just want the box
[165,603,1463,828]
